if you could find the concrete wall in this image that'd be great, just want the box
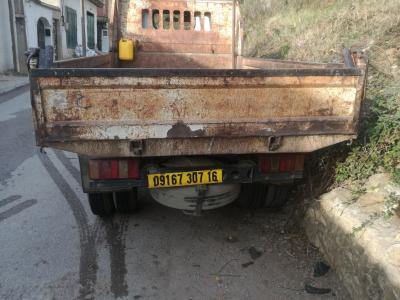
[304,174,400,300]
[0,1,14,73]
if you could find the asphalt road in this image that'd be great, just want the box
[0,88,349,299]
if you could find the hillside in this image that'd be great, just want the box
[242,0,400,184]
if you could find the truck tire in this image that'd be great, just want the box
[114,188,138,214]
[88,192,115,216]
[264,184,291,208]
[238,183,292,209]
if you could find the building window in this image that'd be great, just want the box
[163,10,170,30]
[142,9,149,28]
[194,12,201,31]
[173,10,180,30]
[65,6,77,49]
[87,12,95,49]
[204,12,211,32]
[140,9,211,32]
[183,11,191,30]
[152,10,160,29]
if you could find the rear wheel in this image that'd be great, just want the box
[238,183,292,209]
[114,188,138,214]
[88,192,115,216]
[264,184,291,208]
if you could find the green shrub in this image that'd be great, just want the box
[242,0,400,184]
[336,70,400,183]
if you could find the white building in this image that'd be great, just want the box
[24,1,60,57]
[61,0,100,58]
[25,0,102,59]
[1,0,104,74]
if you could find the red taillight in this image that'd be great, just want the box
[89,159,140,180]
[127,159,140,179]
[259,156,271,174]
[279,156,296,172]
[98,160,116,179]
[259,154,304,174]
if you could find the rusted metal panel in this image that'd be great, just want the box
[28,0,368,160]
[39,85,357,123]
[48,135,355,157]
[237,48,365,71]
[35,73,359,138]
[43,118,354,142]
[30,46,367,157]
[351,50,369,130]
[137,42,232,54]
[52,54,113,68]
[238,56,346,70]
[34,69,360,85]
[120,52,233,68]
[31,68,365,154]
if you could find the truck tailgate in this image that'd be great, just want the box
[30,66,366,156]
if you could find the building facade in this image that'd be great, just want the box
[24,1,61,58]
[0,1,15,73]
[1,0,105,74]
[97,0,113,52]
[61,0,101,58]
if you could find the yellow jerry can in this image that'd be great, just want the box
[119,39,134,61]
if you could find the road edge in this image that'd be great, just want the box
[303,173,400,299]
[0,84,30,104]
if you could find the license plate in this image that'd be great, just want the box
[148,169,223,188]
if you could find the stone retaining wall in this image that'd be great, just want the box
[304,174,400,299]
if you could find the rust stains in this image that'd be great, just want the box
[167,121,204,138]
[48,135,355,157]
[30,47,367,157]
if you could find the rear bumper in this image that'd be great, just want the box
[79,156,303,193]
[47,135,355,157]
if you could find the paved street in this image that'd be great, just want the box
[0,87,349,299]
[0,75,28,95]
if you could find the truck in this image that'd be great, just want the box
[28,0,368,216]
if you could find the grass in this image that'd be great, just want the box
[242,0,400,184]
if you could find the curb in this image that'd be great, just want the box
[0,84,30,104]
[304,174,400,299]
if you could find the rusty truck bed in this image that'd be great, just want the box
[29,0,368,158]
[29,50,367,157]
